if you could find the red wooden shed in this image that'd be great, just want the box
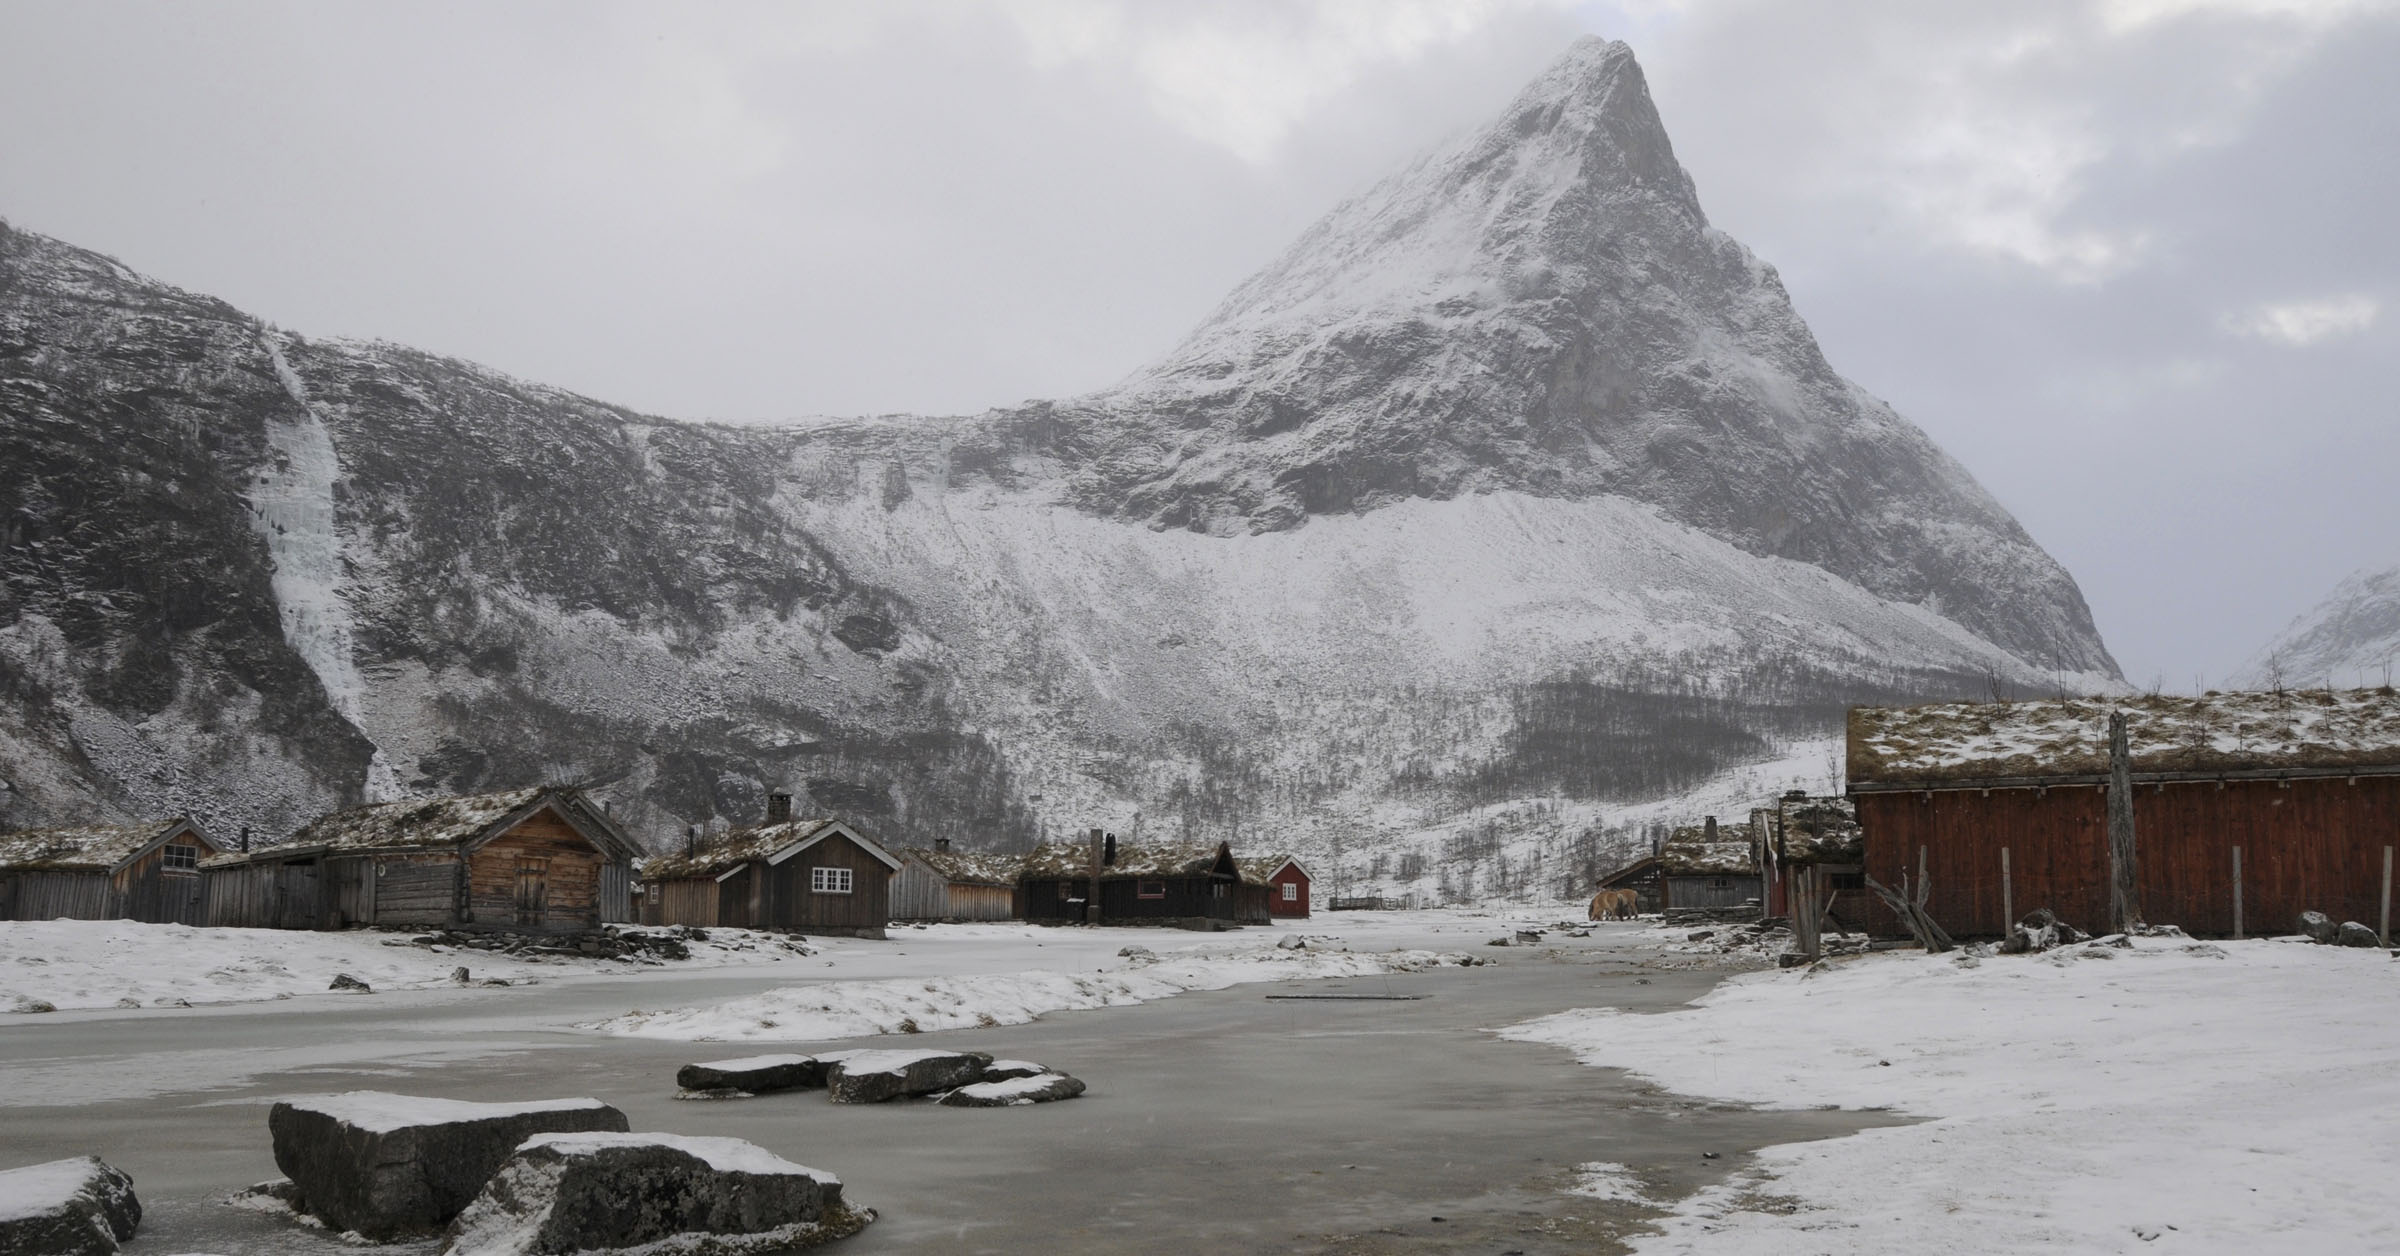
[1849,688,2400,940]
[1239,855,1312,918]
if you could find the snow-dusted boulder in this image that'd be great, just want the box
[674,1054,824,1096]
[443,1132,868,1256]
[268,1092,628,1238]
[976,1060,1051,1084]
[2336,921,2381,948]
[822,1049,991,1104]
[2298,911,2339,943]
[0,1157,140,1255]
[936,1073,1086,1108]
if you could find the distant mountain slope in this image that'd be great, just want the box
[0,39,2118,900]
[2239,565,2400,689]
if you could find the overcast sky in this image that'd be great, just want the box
[2,0,2393,688]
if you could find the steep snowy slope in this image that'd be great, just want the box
[0,38,2119,899]
[2238,565,2400,689]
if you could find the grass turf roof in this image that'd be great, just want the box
[1848,688,2400,786]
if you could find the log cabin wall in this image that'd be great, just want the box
[647,877,720,927]
[0,871,116,920]
[370,855,462,927]
[889,859,948,920]
[465,809,605,931]
[1662,875,1755,910]
[1857,776,2400,938]
[119,844,207,924]
[764,835,891,935]
[947,883,1017,921]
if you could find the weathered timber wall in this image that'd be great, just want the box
[763,835,890,933]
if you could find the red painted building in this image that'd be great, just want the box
[1850,689,2400,939]
[1244,856,1312,918]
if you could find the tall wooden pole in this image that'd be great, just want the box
[2106,711,2141,934]
[2001,846,2013,932]
[2382,846,2393,947]
[2231,845,2243,940]
[1086,827,1104,926]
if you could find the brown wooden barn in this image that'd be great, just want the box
[1238,855,1312,919]
[1021,838,1241,925]
[0,817,224,923]
[638,809,898,939]
[1850,688,2400,939]
[203,787,636,932]
[890,840,1022,922]
[1594,817,1764,914]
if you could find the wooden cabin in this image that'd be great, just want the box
[1592,854,1663,913]
[1656,817,1761,910]
[204,787,636,932]
[1763,794,1872,929]
[1021,837,1241,925]
[1850,688,2400,939]
[1238,855,1313,919]
[0,817,223,924]
[639,806,897,939]
[891,840,1022,922]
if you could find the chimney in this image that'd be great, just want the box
[934,837,951,853]
[767,792,793,824]
[686,825,699,857]
[602,800,612,816]
[1104,832,1117,866]
[240,825,250,853]
[1704,815,1718,841]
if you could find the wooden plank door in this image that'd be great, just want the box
[515,858,550,927]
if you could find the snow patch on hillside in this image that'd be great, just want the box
[253,332,399,801]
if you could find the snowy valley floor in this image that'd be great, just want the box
[4,912,2389,1252]
[1505,932,2400,1254]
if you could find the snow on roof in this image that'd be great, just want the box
[0,818,204,873]
[280,1091,614,1134]
[518,1131,833,1181]
[1020,840,1233,880]
[1776,796,1862,864]
[1658,824,1756,876]
[1849,688,2400,786]
[639,819,839,881]
[266,787,590,856]
[1235,854,1306,883]
[900,846,1025,887]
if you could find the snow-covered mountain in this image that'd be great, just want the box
[2239,565,2400,689]
[0,39,2118,900]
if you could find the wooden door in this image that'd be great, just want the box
[515,858,550,927]
[279,861,320,930]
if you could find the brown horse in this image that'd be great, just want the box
[1587,889,1638,921]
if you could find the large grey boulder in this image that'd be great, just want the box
[443,1132,870,1256]
[936,1073,1087,1108]
[2336,921,2382,948]
[823,1050,992,1104]
[977,1060,1052,1084]
[0,1157,140,1255]
[268,1092,627,1239]
[674,1054,825,1096]
[2298,910,2339,943]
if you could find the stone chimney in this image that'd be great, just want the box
[766,792,793,824]
[934,837,951,853]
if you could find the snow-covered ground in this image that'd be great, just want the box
[589,941,1470,1043]
[1503,935,2400,1254]
[0,910,1533,1018]
[0,920,816,1012]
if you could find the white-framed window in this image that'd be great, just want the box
[811,866,853,895]
[161,843,199,873]
[1280,882,1298,902]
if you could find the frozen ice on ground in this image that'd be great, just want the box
[1501,938,2400,1254]
[1563,1161,1652,1205]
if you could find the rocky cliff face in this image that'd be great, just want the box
[0,40,2118,896]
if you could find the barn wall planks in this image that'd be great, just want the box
[764,835,891,934]
[465,811,605,931]
[1858,776,2400,937]
[891,860,1016,921]
[0,871,117,921]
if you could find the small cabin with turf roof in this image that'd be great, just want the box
[203,786,636,932]
[638,793,898,938]
[1237,854,1312,919]
[1021,836,1242,925]
[890,839,1022,922]
[1657,817,1761,910]
[0,816,224,924]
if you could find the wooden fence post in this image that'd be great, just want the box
[2382,847,2393,947]
[2231,845,2243,941]
[2106,711,2141,933]
[2001,846,2013,932]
